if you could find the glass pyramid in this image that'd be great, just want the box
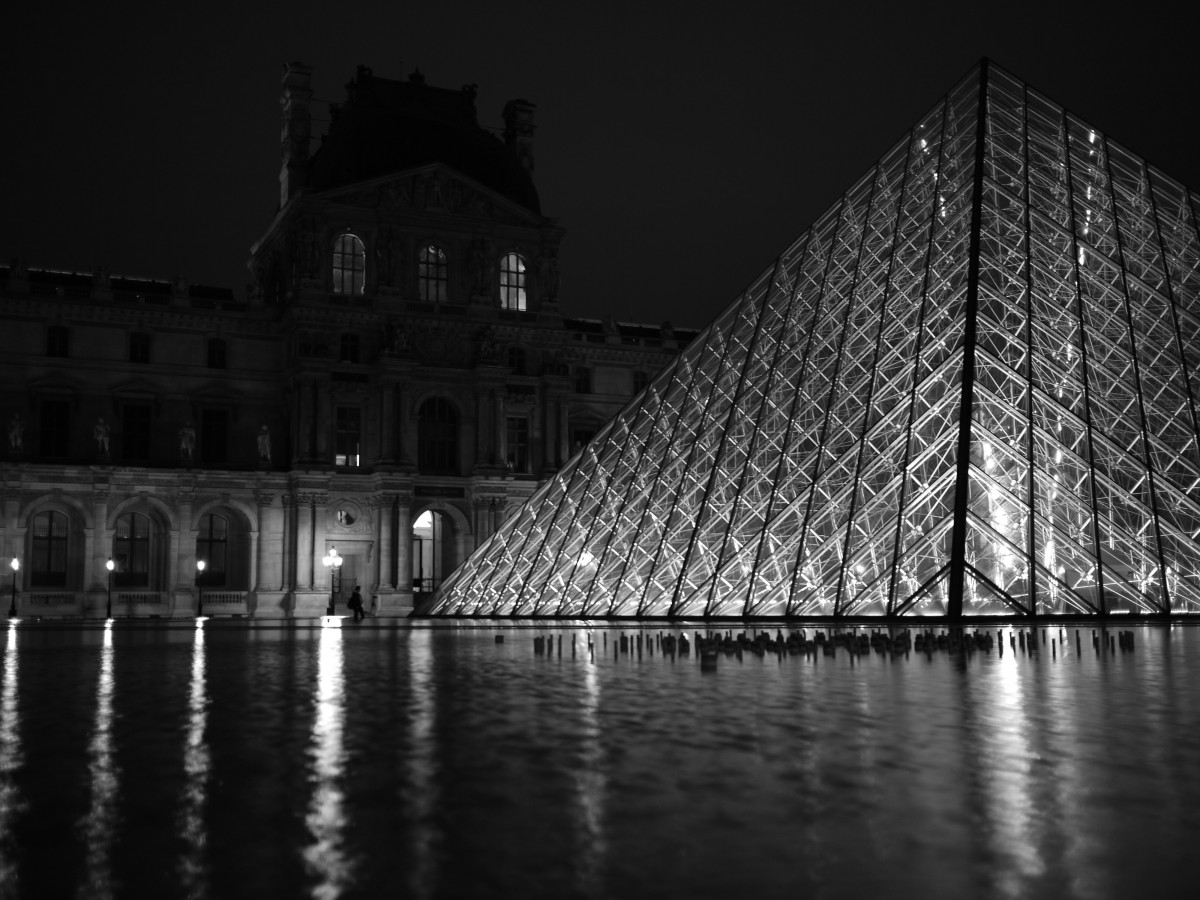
[421,60,1200,618]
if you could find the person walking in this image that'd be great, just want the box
[348,586,365,621]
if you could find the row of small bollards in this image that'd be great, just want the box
[517,626,1138,664]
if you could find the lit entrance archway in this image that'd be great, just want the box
[412,510,454,596]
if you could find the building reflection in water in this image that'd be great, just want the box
[979,644,1044,896]
[80,622,117,899]
[0,623,21,890]
[406,628,438,900]
[179,620,210,895]
[304,619,353,898]
[573,647,607,896]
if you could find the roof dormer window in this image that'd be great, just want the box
[499,252,526,311]
[418,244,448,303]
[333,233,366,295]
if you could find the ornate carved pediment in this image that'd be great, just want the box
[322,165,545,227]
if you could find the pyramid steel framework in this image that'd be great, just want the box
[421,61,1200,618]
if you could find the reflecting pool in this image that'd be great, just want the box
[1,621,1198,899]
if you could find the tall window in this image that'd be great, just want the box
[122,404,152,460]
[207,338,227,369]
[196,514,227,587]
[335,406,361,466]
[633,371,649,394]
[418,244,448,302]
[113,512,150,588]
[46,325,69,357]
[200,409,228,465]
[575,366,592,394]
[506,416,529,473]
[129,332,151,364]
[339,334,360,363]
[418,398,458,474]
[39,399,71,457]
[332,233,366,295]
[499,252,526,311]
[508,346,527,375]
[31,510,68,587]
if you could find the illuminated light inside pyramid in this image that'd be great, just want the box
[421,60,1200,618]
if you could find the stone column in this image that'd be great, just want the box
[281,493,297,593]
[396,492,413,594]
[396,385,411,465]
[558,398,569,466]
[254,491,276,591]
[543,393,556,472]
[308,494,324,589]
[294,493,318,589]
[89,488,110,592]
[496,392,507,468]
[377,495,394,589]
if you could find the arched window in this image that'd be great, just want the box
[196,514,227,587]
[499,252,526,311]
[418,397,459,475]
[418,244,448,302]
[332,234,366,295]
[113,512,151,588]
[31,510,68,587]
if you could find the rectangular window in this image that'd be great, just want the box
[46,325,69,357]
[575,366,592,394]
[207,338,227,369]
[633,371,649,394]
[129,332,151,364]
[335,407,361,466]
[39,400,71,457]
[122,404,152,461]
[200,409,228,465]
[506,416,529,473]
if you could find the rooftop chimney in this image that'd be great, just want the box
[280,62,313,207]
[503,99,536,173]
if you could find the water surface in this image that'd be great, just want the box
[1,620,1197,899]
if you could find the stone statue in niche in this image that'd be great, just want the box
[94,418,111,455]
[179,422,196,461]
[469,238,488,295]
[477,327,498,363]
[299,219,318,276]
[258,425,272,463]
[385,319,410,355]
[7,413,23,454]
[538,254,560,301]
[378,226,400,286]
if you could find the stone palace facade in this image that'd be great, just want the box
[0,65,696,618]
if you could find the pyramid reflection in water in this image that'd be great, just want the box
[421,61,1200,618]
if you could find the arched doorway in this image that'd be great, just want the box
[412,509,455,596]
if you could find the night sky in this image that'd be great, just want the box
[3,0,1195,333]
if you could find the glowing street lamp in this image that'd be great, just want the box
[106,558,115,619]
[196,560,206,618]
[322,547,343,616]
[7,557,17,618]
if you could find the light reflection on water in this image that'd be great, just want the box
[79,623,116,900]
[304,622,352,899]
[0,623,1198,899]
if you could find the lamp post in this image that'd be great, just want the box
[105,558,115,619]
[322,546,342,616]
[7,557,17,619]
[196,560,206,618]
